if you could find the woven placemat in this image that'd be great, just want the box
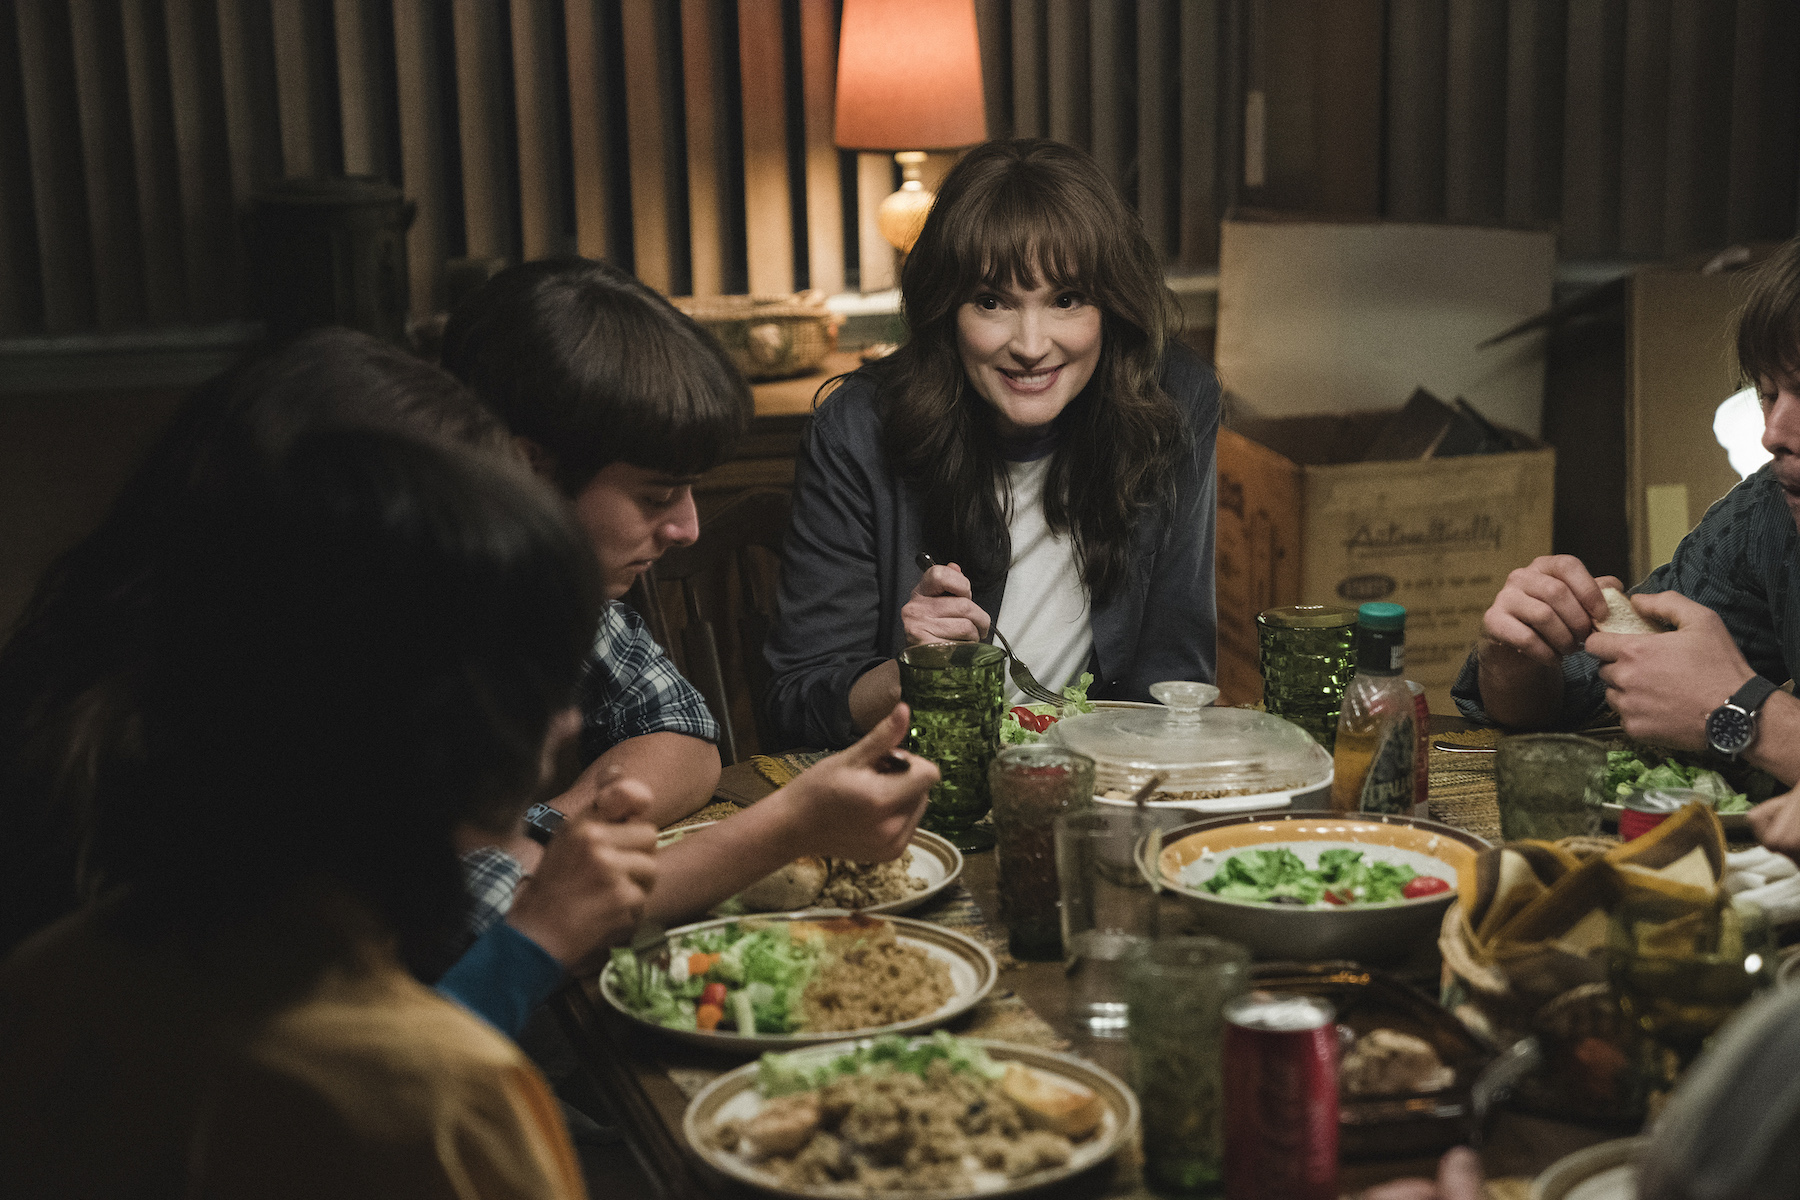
[1428,728,1502,841]
[750,749,830,789]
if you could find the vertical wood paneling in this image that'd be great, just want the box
[1661,0,1734,255]
[1088,0,1128,190]
[856,152,896,291]
[1444,0,1508,224]
[738,0,793,295]
[334,0,382,176]
[1045,0,1088,148]
[622,0,673,290]
[1177,0,1219,267]
[453,0,512,261]
[1011,0,1045,138]
[393,0,449,314]
[1617,0,1670,257]
[0,8,42,330]
[1136,0,1173,258]
[1560,0,1626,256]
[681,0,724,294]
[1386,0,1447,220]
[120,0,187,322]
[1310,0,1382,216]
[15,0,94,331]
[799,0,843,296]
[511,0,564,261]
[1726,0,1800,243]
[163,0,236,318]
[69,0,145,328]
[1504,0,1567,229]
[565,0,613,262]
[974,0,1010,138]
[269,0,322,177]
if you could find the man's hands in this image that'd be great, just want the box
[1357,1147,1484,1200]
[1482,555,1620,663]
[1586,591,1755,752]
[903,560,991,645]
[503,775,659,974]
[777,703,939,861]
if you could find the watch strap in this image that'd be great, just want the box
[1728,674,1780,717]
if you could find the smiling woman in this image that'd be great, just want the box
[763,138,1223,750]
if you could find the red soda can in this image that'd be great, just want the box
[1223,991,1339,1200]
[1406,679,1430,817]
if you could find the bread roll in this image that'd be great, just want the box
[1596,587,1664,635]
[1001,1064,1104,1138]
[738,856,829,911]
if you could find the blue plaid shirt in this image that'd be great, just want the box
[1454,464,1800,726]
[576,600,719,760]
[460,845,525,943]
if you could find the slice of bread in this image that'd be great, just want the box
[1596,587,1664,635]
[1001,1063,1104,1139]
[738,856,828,911]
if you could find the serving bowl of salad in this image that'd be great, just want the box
[1145,813,1489,963]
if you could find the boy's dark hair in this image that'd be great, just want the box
[0,327,526,957]
[92,426,600,954]
[1737,237,1800,390]
[440,258,751,495]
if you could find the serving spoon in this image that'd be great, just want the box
[912,552,1064,706]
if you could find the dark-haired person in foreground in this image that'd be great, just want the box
[0,425,608,1197]
[763,137,1220,750]
[1453,237,1800,849]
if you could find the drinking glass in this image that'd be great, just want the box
[1257,605,1358,751]
[1608,891,1774,1101]
[1057,806,1205,1036]
[1495,732,1606,841]
[990,744,1095,960]
[899,642,1006,851]
[1125,936,1250,1194]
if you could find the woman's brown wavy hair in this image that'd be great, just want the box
[872,138,1185,602]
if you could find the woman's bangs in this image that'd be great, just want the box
[964,190,1097,297]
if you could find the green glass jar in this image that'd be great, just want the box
[1256,605,1358,751]
[899,642,1006,851]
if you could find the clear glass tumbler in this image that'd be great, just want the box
[1126,936,1250,1194]
[990,744,1095,961]
[1495,732,1606,842]
[1257,605,1358,751]
[899,641,1006,851]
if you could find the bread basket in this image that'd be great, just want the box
[672,291,841,380]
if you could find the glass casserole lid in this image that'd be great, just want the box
[1048,681,1334,798]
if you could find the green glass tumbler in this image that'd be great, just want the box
[1257,605,1358,751]
[899,642,1006,851]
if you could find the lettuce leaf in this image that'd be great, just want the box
[757,1032,1005,1097]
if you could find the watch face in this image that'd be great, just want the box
[1707,705,1755,755]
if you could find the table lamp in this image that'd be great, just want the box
[834,0,987,255]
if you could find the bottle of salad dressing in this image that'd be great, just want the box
[1329,603,1416,817]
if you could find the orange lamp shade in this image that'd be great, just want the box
[833,0,987,151]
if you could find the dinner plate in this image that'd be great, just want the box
[656,824,964,917]
[1530,1137,1643,1200]
[683,1037,1138,1199]
[1599,801,1749,834]
[600,913,998,1053]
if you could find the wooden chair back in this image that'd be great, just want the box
[625,489,791,765]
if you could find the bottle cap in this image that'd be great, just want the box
[1358,602,1406,631]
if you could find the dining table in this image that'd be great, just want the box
[551,719,1629,1199]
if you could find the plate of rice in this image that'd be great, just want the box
[657,823,963,916]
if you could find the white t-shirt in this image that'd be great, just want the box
[994,455,1093,704]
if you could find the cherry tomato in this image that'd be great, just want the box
[1010,706,1037,725]
[1322,890,1347,906]
[1402,875,1451,899]
[699,982,728,1008]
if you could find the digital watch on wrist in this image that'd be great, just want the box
[522,802,566,846]
[1704,675,1780,758]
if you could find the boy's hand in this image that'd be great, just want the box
[1587,591,1754,751]
[780,704,937,862]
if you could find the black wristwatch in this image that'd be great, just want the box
[1705,675,1780,758]
[522,802,566,846]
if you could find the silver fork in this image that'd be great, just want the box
[913,553,1064,706]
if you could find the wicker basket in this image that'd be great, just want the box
[672,292,841,380]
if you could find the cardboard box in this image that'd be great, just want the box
[1215,414,1555,715]
[1215,215,1556,435]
